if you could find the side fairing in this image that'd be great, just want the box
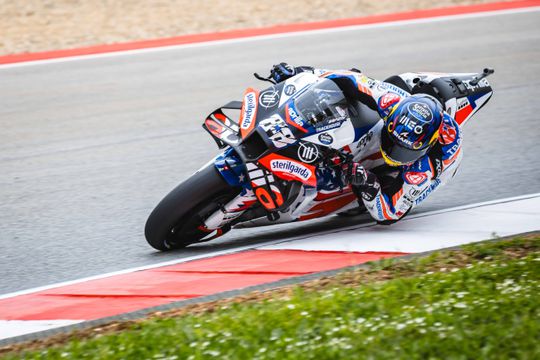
[301,119,357,149]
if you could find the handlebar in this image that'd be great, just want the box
[470,68,495,86]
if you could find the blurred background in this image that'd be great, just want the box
[0,0,503,55]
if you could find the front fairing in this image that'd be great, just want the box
[206,73,371,207]
[214,147,249,188]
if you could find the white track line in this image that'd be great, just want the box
[0,320,83,339]
[1,7,539,70]
[273,192,540,247]
[260,196,540,253]
[1,193,538,300]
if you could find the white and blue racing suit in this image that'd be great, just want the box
[286,66,463,223]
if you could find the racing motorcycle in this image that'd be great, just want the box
[145,67,494,250]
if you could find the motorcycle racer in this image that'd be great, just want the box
[146,63,492,250]
[270,63,463,224]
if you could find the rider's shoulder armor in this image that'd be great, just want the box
[422,113,461,179]
[437,114,462,169]
[376,92,404,118]
[400,112,460,184]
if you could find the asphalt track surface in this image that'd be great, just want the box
[1,10,539,294]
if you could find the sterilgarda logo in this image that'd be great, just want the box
[240,91,257,130]
[270,159,312,181]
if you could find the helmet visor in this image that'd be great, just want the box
[380,128,429,166]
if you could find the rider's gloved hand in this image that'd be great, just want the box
[347,163,381,202]
[348,163,369,187]
[270,62,296,83]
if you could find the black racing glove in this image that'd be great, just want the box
[270,62,297,83]
[348,163,368,186]
[347,163,380,202]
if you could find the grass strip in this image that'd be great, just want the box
[3,234,539,359]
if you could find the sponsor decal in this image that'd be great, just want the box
[284,84,296,96]
[356,130,373,151]
[297,142,320,163]
[240,91,257,131]
[260,115,296,148]
[259,89,280,108]
[434,158,442,176]
[379,93,400,109]
[408,102,433,122]
[440,123,457,144]
[403,195,415,208]
[400,196,413,209]
[447,140,461,157]
[408,188,421,197]
[270,159,313,182]
[360,75,376,88]
[397,114,425,136]
[205,118,223,136]
[392,130,414,147]
[375,198,384,219]
[259,154,317,186]
[287,106,304,127]
[415,179,441,204]
[362,189,377,202]
[457,98,470,110]
[377,82,408,97]
[315,121,342,132]
[358,84,373,96]
[318,132,333,145]
[404,171,428,185]
[415,158,425,171]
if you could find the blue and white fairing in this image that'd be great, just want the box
[272,73,372,149]
[204,72,378,188]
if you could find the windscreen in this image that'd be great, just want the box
[293,79,349,126]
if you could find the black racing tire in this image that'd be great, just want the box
[144,164,238,251]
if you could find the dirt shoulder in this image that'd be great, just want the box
[0,0,511,56]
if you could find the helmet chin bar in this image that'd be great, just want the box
[380,147,414,167]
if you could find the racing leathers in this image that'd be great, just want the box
[273,64,463,223]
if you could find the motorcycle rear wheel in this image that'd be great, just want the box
[144,164,239,251]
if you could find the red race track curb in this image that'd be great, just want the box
[0,0,539,65]
[0,250,406,321]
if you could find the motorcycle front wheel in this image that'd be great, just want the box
[144,164,239,251]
